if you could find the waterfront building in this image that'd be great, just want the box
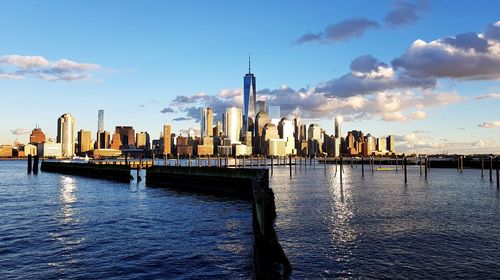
[57,113,76,157]
[37,140,62,158]
[268,106,280,126]
[97,109,104,132]
[387,135,395,154]
[93,149,122,159]
[257,100,266,113]
[365,134,376,156]
[268,139,287,156]
[201,107,214,139]
[24,143,37,156]
[29,127,46,144]
[377,137,387,154]
[115,126,135,149]
[136,132,151,150]
[163,124,172,156]
[77,129,93,155]
[324,135,340,157]
[233,143,252,156]
[0,145,13,157]
[254,111,270,154]
[308,124,323,156]
[96,131,110,149]
[278,117,296,155]
[224,107,242,145]
[110,133,122,150]
[262,123,280,155]
[176,136,193,156]
[243,57,256,135]
[213,121,223,137]
[334,117,341,139]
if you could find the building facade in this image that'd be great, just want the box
[57,113,76,157]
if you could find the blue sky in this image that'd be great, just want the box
[1,0,499,154]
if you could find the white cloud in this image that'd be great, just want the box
[478,121,500,128]
[475,93,500,100]
[0,54,101,81]
[396,133,500,154]
[10,128,30,135]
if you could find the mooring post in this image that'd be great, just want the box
[361,155,364,177]
[198,155,201,167]
[340,156,343,183]
[404,154,407,183]
[335,157,337,173]
[313,156,316,169]
[371,156,374,174]
[125,153,128,166]
[295,156,297,173]
[379,156,382,168]
[481,157,484,178]
[242,155,245,167]
[324,154,327,173]
[490,156,493,182]
[457,156,460,171]
[176,154,179,166]
[271,156,274,175]
[188,154,191,167]
[419,156,422,176]
[33,155,39,174]
[350,157,353,169]
[461,156,464,173]
[496,156,499,188]
[289,154,292,178]
[425,157,428,179]
[396,156,398,171]
[27,154,32,174]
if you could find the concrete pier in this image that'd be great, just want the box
[41,161,132,182]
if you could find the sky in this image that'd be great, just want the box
[0,0,499,154]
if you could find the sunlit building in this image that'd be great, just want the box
[29,126,46,144]
[77,129,93,155]
[224,107,242,145]
[57,113,76,158]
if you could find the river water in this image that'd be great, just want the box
[1,160,499,279]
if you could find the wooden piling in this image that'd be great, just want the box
[490,156,493,182]
[350,157,353,169]
[294,156,297,173]
[188,154,192,167]
[27,154,32,174]
[419,156,422,176]
[339,156,343,183]
[460,156,464,173]
[481,157,484,178]
[496,156,499,188]
[324,154,327,173]
[289,155,292,178]
[425,157,428,179]
[33,155,39,174]
[361,156,364,177]
[371,156,374,174]
[396,156,398,171]
[271,156,274,175]
[404,154,407,183]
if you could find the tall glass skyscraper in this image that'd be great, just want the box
[98,109,104,132]
[243,56,256,137]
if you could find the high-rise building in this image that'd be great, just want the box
[201,107,214,139]
[110,132,122,150]
[243,56,256,135]
[268,106,280,126]
[57,113,76,157]
[224,107,242,144]
[386,135,395,154]
[98,109,104,132]
[136,132,151,150]
[163,124,172,155]
[335,117,341,139]
[257,100,266,113]
[29,126,46,144]
[96,131,110,149]
[77,129,93,154]
[115,126,135,149]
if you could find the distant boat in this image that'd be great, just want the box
[377,167,395,171]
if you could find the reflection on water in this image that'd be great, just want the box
[270,163,500,279]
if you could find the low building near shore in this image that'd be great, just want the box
[24,144,37,156]
[0,145,13,157]
[37,141,62,158]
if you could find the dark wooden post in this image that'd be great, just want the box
[340,156,343,183]
[271,156,274,175]
[188,154,191,167]
[125,153,128,166]
[33,155,39,174]
[403,154,407,183]
[350,157,353,169]
[289,154,292,178]
[395,155,398,171]
[361,155,364,177]
[324,154,327,173]
[490,156,493,182]
[27,154,32,174]
[176,154,179,166]
[481,157,484,178]
[313,156,316,169]
[225,154,229,168]
[496,156,499,188]
[425,157,428,179]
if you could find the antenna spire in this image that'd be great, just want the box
[248,53,251,73]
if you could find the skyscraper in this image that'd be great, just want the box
[77,129,93,154]
[98,109,104,132]
[29,126,46,144]
[136,132,151,150]
[243,56,256,136]
[224,107,242,144]
[57,113,76,157]
[335,116,341,139]
[201,107,214,139]
[163,124,172,155]
[115,126,135,149]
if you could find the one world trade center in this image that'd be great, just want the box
[242,55,256,138]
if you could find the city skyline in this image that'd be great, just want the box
[1,1,499,154]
